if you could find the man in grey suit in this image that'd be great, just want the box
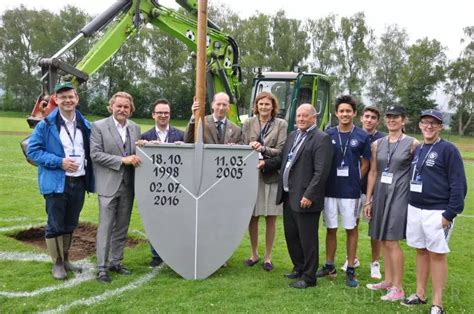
[184,92,242,144]
[90,91,142,283]
[263,104,333,289]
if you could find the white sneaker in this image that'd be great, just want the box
[341,257,361,271]
[370,261,382,279]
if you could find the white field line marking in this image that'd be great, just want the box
[459,214,474,218]
[0,224,43,233]
[0,217,43,223]
[41,267,161,314]
[0,251,50,262]
[0,252,95,298]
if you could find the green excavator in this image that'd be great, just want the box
[24,0,333,156]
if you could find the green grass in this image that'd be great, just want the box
[0,114,473,312]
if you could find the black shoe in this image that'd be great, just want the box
[284,271,302,279]
[109,265,132,275]
[316,264,337,278]
[150,257,163,268]
[289,280,316,289]
[97,270,111,283]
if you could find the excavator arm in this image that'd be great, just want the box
[28,0,241,128]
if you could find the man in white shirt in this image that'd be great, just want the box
[90,91,141,283]
[140,99,184,267]
[27,82,95,280]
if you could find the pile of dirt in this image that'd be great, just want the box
[13,222,144,260]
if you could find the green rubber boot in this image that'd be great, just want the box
[63,233,82,273]
[45,236,67,280]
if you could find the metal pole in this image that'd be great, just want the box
[194,0,208,142]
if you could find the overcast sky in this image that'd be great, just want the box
[0,0,471,59]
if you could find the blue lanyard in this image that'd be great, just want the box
[258,118,273,144]
[288,125,315,160]
[337,125,354,165]
[415,137,440,177]
[122,128,130,157]
[62,119,77,155]
[384,134,403,171]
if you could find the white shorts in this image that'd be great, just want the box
[323,197,360,229]
[406,204,454,254]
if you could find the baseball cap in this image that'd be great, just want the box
[420,109,443,122]
[54,81,74,93]
[385,105,406,116]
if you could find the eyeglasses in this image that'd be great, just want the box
[153,112,170,116]
[419,120,441,127]
[56,95,76,101]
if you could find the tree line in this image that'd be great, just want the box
[0,3,472,134]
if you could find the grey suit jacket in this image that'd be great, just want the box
[242,116,287,183]
[184,114,242,144]
[265,127,333,212]
[90,116,141,197]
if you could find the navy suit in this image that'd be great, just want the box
[140,126,184,142]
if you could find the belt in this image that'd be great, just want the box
[66,175,85,183]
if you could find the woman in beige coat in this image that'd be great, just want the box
[242,92,288,271]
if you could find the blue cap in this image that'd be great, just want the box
[421,109,443,122]
[54,81,74,93]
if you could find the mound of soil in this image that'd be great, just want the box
[13,222,144,261]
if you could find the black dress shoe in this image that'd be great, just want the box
[284,271,302,279]
[97,270,111,283]
[109,265,132,275]
[289,279,316,289]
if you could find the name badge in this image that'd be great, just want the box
[380,172,393,184]
[337,166,349,177]
[410,181,423,193]
[69,154,82,164]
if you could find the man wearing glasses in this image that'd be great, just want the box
[141,99,184,144]
[27,82,94,279]
[140,98,184,267]
[402,109,467,314]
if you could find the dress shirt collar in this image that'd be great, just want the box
[112,116,128,129]
[212,115,227,125]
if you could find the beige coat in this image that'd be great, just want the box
[242,116,287,183]
[184,114,242,144]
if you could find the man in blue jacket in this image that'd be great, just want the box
[27,82,94,280]
[140,98,184,267]
[401,109,467,314]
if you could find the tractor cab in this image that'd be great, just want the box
[249,71,332,132]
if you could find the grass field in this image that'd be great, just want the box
[0,112,472,313]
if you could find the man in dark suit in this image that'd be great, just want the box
[262,104,333,288]
[140,99,184,143]
[140,98,184,267]
[184,92,242,144]
[90,91,142,283]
